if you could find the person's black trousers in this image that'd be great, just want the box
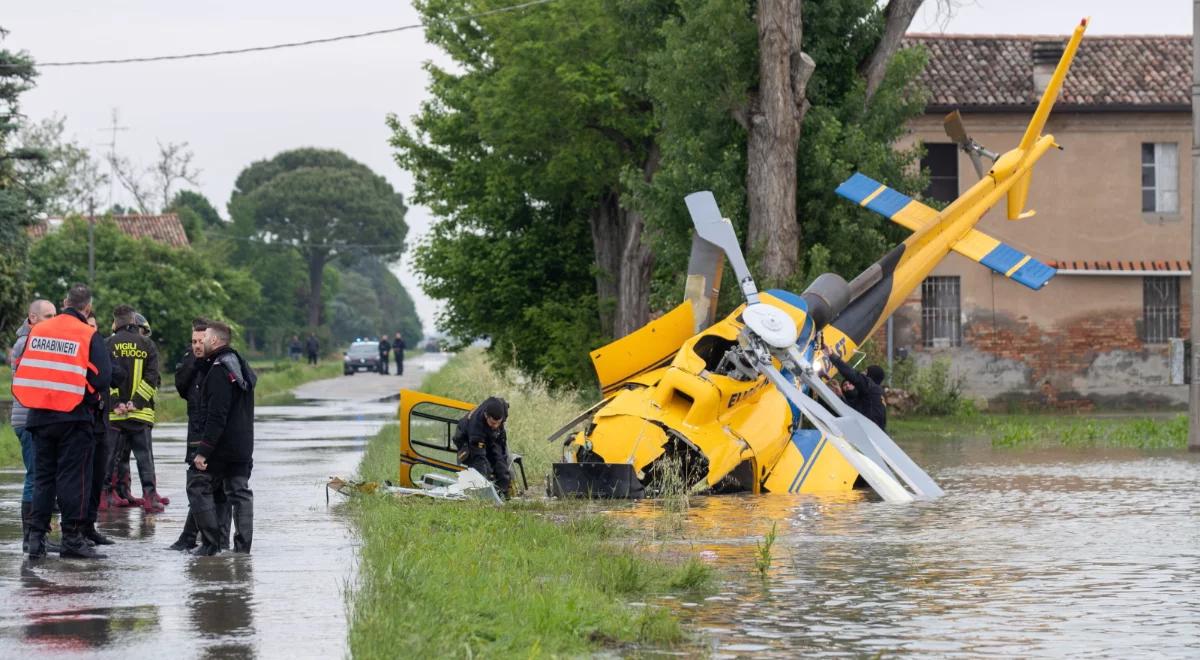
[186,465,245,550]
[395,352,403,375]
[86,424,114,522]
[107,425,159,495]
[30,421,94,533]
[379,354,389,374]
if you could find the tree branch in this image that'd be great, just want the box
[860,0,923,104]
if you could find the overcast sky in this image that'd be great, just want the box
[4,1,1191,333]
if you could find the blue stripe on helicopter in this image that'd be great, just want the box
[979,243,1025,275]
[788,436,827,493]
[1011,258,1056,290]
[791,429,821,461]
[866,187,912,218]
[834,172,880,204]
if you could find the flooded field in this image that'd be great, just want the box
[0,354,445,659]
[613,438,1200,657]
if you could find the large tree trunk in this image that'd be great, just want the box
[306,252,326,328]
[743,0,815,284]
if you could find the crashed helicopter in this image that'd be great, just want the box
[396,18,1089,504]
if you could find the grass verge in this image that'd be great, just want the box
[347,350,713,657]
[0,423,20,469]
[891,412,1190,450]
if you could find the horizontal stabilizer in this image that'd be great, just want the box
[834,172,938,232]
[952,229,1056,290]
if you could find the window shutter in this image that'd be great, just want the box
[1155,143,1179,213]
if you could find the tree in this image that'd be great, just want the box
[27,217,233,353]
[230,148,408,328]
[168,189,222,243]
[0,28,42,343]
[338,257,422,344]
[110,140,201,214]
[15,114,108,215]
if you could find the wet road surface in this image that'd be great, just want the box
[0,353,446,659]
[614,437,1200,658]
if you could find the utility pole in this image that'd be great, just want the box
[1190,0,1200,451]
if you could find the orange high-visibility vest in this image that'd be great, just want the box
[12,313,97,412]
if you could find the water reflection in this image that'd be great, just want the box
[611,437,1200,657]
[188,557,255,659]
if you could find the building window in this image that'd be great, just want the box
[1142,143,1179,213]
[1143,276,1180,343]
[922,276,961,348]
[922,143,958,204]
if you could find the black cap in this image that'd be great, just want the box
[866,365,885,385]
[481,397,507,421]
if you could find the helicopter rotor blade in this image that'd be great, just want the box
[943,110,991,179]
[685,191,760,305]
[785,346,944,499]
[756,361,914,503]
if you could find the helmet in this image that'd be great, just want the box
[133,312,152,337]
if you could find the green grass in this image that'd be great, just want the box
[891,413,1190,450]
[347,350,714,657]
[0,423,20,469]
[155,359,342,422]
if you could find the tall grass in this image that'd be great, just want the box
[892,412,1190,450]
[0,423,21,469]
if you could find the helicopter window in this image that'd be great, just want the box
[692,335,738,372]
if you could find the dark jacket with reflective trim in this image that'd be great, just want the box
[107,325,160,427]
[453,403,510,486]
[828,354,887,431]
[25,309,113,428]
[174,349,211,454]
[196,346,256,466]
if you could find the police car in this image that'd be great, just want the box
[343,340,384,375]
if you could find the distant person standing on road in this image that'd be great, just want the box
[377,334,391,375]
[15,284,112,559]
[393,332,405,376]
[190,321,256,555]
[11,299,57,554]
[305,333,319,365]
[288,335,302,362]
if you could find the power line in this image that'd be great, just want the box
[217,233,407,249]
[31,0,559,68]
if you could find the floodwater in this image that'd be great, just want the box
[614,438,1200,658]
[0,354,444,659]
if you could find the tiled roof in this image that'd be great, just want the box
[905,34,1191,110]
[1049,260,1191,272]
[30,214,190,248]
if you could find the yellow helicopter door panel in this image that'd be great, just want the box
[398,389,474,488]
[590,301,696,396]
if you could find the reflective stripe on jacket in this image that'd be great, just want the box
[11,314,97,412]
[107,327,160,426]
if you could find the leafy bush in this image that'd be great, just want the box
[891,357,969,416]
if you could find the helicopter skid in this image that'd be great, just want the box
[549,462,645,499]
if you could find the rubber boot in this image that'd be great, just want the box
[119,473,142,507]
[83,523,115,546]
[60,526,107,560]
[142,490,167,514]
[189,508,222,556]
[27,531,47,560]
[98,492,109,512]
[169,511,198,552]
[21,501,31,555]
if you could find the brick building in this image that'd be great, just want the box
[30,214,190,248]
[892,33,1191,409]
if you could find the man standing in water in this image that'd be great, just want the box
[822,346,888,431]
[189,321,256,555]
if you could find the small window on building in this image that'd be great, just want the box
[1143,276,1180,343]
[1141,143,1179,213]
[922,276,961,348]
[922,143,959,204]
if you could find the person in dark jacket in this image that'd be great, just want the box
[305,334,319,365]
[822,347,887,431]
[377,335,391,374]
[82,311,118,547]
[189,321,256,555]
[452,397,512,496]
[105,305,167,512]
[288,335,302,361]
[392,332,405,376]
[168,318,232,552]
[20,284,112,559]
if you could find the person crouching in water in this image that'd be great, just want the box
[452,397,512,497]
[169,318,231,552]
[188,321,256,555]
[821,346,887,431]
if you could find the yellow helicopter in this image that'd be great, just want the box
[397,19,1088,503]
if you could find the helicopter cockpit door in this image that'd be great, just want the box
[398,390,474,488]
